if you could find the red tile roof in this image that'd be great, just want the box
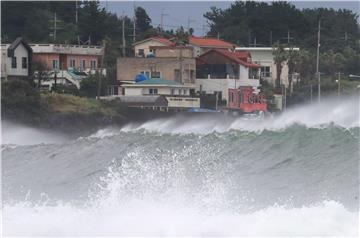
[151,36,175,46]
[189,36,234,48]
[201,49,259,68]
[133,37,175,46]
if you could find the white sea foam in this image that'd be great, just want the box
[2,200,358,236]
[120,96,360,134]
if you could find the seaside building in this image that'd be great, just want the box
[117,46,196,86]
[30,43,105,89]
[188,36,235,56]
[133,37,175,58]
[1,37,33,81]
[235,47,300,88]
[195,48,261,106]
[104,78,200,111]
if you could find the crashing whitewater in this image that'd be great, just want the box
[1,97,359,236]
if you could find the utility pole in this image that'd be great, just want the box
[160,10,169,31]
[316,19,321,103]
[133,3,136,43]
[75,0,80,44]
[335,72,343,97]
[285,29,293,44]
[179,47,183,83]
[50,12,62,42]
[122,16,126,57]
[310,84,313,103]
[187,17,196,31]
[270,30,273,46]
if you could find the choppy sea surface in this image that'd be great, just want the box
[1,96,359,236]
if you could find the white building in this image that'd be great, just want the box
[235,47,300,88]
[196,49,261,102]
[1,37,33,81]
[105,78,200,110]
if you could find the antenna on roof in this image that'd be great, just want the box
[160,10,169,32]
[49,12,62,42]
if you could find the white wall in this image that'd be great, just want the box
[124,86,191,96]
[239,49,289,87]
[5,43,29,77]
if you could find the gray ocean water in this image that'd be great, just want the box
[1,96,360,236]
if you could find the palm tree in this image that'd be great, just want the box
[272,42,287,91]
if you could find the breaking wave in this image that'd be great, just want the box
[1,96,359,236]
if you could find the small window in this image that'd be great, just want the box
[80,59,86,70]
[91,60,97,69]
[70,59,76,68]
[52,59,59,69]
[138,49,144,56]
[171,89,175,95]
[149,88,158,95]
[178,89,182,95]
[151,71,161,78]
[183,89,187,95]
[11,57,17,68]
[22,57,27,69]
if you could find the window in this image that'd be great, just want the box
[70,59,76,68]
[52,59,59,70]
[22,57,27,69]
[138,49,144,57]
[171,89,175,95]
[80,59,86,70]
[151,71,161,78]
[183,89,187,95]
[91,60,97,69]
[11,57,17,68]
[174,69,181,83]
[260,66,271,77]
[178,89,182,95]
[140,70,151,78]
[149,88,158,95]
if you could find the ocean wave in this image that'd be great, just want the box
[2,200,358,236]
[119,96,359,135]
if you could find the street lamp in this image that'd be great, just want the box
[335,79,340,97]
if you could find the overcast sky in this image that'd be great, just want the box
[100,1,360,36]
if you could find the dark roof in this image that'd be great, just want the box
[7,37,33,57]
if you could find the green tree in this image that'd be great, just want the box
[135,6,152,39]
[272,43,288,89]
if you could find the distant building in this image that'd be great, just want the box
[133,37,175,57]
[30,43,105,89]
[196,49,261,104]
[31,43,104,72]
[105,78,200,110]
[1,37,33,81]
[235,47,300,88]
[117,53,196,86]
[149,46,193,58]
[188,36,235,56]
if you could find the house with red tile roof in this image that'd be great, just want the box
[133,37,175,57]
[188,36,235,56]
[195,48,262,105]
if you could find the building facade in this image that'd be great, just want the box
[235,47,300,88]
[1,37,33,81]
[133,37,175,57]
[117,57,196,85]
[195,49,261,103]
[31,43,104,72]
[188,36,235,56]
